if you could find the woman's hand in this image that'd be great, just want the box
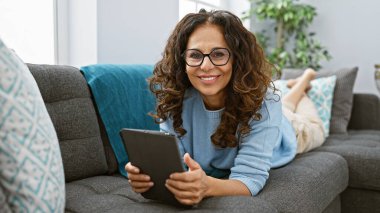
[165,153,209,205]
[125,162,154,193]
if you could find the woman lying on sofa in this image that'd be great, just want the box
[125,9,324,206]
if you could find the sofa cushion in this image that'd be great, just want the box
[257,151,348,212]
[281,67,358,134]
[28,64,108,182]
[65,175,277,212]
[316,130,380,191]
[341,187,380,213]
[0,39,65,212]
[348,93,380,130]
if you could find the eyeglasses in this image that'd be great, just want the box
[182,48,231,67]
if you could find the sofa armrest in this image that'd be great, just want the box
[348,93,380,130]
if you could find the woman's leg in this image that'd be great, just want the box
[282,68,316,109]
[281,68,326,153]
[294,95,325,153]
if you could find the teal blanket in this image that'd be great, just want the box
[81,64,159,177]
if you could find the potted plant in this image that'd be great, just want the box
[243,0,332,75]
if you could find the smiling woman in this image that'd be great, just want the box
[125,9,298,206]
[0,0,55,64]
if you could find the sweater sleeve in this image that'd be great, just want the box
[229,98,284,196]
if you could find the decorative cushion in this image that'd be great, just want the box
[0,38,65,212]
[274,75,337,136]
[281,67,358,134]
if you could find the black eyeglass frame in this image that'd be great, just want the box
[182,48,231,67]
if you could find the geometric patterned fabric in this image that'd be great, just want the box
[0,38,65,212]
[274,75,337,137]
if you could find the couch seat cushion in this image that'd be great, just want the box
[316,130,380,191]
[257,151,348,213]
[65,175,277,212]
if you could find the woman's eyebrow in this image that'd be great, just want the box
[186,47,228,52]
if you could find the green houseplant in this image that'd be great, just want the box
[243,0,332,73]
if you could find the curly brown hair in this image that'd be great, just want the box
[149,9,274,148]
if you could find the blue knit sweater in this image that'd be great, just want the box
[160,88,297,196]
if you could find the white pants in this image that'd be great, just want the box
[282,95,325,154]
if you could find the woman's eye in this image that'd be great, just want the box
[211,51,226,58]
[189,52,203,59]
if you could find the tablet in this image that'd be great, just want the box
[120,128,185,206]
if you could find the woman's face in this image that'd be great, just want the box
[185,24,233,110]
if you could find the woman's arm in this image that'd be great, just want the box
[206,176,251,196]
[229,96,296,195]
[165,153,250,206]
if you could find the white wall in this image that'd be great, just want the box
[304,0,380,95]
[69,0,97,66]
[61,0,178,66]
[63,0,380,95]
[0,0,55,64]
[56,0,97,66]
[249,0,380,95]
[97,0,178,64]
[224,0,251,29]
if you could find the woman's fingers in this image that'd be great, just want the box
[125,162,139,173]
[125,162,154,193]
[166,183,201,205]
[127,172,153,192]
[183,153,201,171]
[129,179,153,187]
[165,182,197,198]
[170,173,196,183]
[131,184,152,193]
[128,175,153,193]
[128,173,151,181]
[166,177,198,191]
[125,162,151,182]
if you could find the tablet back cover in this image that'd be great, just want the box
[120,128,185,205]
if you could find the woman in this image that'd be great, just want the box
[125,9,297,205]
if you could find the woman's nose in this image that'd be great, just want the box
[200,56,214,71]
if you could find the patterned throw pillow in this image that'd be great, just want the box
[0,38,65,212]
[274,75,337,136]
[281,68,358,134]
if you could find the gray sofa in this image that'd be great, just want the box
[28,64,380,212]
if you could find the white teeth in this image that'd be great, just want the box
[200,76,216,80]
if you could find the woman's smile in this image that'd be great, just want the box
[198,74,221,84]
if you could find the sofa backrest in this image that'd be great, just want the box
[28,64,109,182]
[348,93,380,130]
